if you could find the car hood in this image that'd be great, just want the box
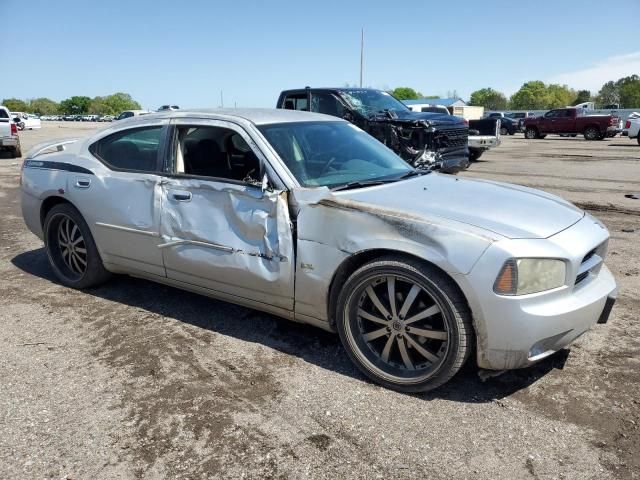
[335,174,584,239]
[370,109,465,126]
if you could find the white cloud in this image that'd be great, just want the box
[547,52,640,91]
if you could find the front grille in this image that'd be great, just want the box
[575,271,589,285]
[434,127,468,150]
[575,244,604,286]
[582,248,597,264]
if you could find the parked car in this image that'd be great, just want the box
[100,115,115,122]
[158,105,180,111]
[115,110,152,121]
[11,112,41,130]
[497,117,519,136]
[277,88,469,174]
[524,108,619,140]
[0,105,21,157]
[623,112,640,145]
[20,109,617,393]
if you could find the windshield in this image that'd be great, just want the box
[340,89,409,117]
[259,121,413,188]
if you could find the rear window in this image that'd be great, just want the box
[90,126,163,172]
[0,109,8,119]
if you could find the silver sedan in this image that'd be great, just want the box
[20,109,617,392]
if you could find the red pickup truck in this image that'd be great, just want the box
[524,108,619,140]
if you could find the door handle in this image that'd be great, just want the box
[171,191,192,202]
[75,178,91,188]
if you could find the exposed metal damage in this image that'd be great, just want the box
[364,112,469,172]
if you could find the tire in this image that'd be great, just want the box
[43,203,111,289]
[570,134,577,137]
[10,144,21,158]
[637,136,640,146]
[469,150,483,161]
[584,126,600,140]
[508,132,516,136]
[525,127,538,139]
[539,134,547,139]
[500,127,508,136]
[335,256,473,393]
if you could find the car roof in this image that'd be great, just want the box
[122,108,343,126]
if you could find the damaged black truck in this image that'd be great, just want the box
[276,88,469,174]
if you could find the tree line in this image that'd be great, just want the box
[1,93,141,115]
[390,76,640,110]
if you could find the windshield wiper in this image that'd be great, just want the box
[330,180,389,192]
[330,170,429,192]
[395,169,430,180]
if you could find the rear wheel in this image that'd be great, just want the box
[525,127,538,139]
[44,203,111,289]
[336,256,472,393]
[10,144,22,158]
[469,149,483,161]
[584,126,600,140]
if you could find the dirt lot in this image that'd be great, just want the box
[1,123,639,479]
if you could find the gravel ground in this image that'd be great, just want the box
[1,122,639,479]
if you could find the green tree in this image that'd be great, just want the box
[509,81,549,109]
[596,81,620,106]
[390,87,423,100]
[573,90,591,105]
[2,98,29,112]
[546,84,576,108]
[59,96,92,114]
[617,75,640,108]
[469,88,508,110]
[28,97,60,115]
[102,92,141,114]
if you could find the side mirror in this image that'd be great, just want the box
[261,173,270,192]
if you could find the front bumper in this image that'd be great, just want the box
[458,215,618,370]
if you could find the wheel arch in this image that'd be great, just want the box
[40,195,75,227]
[326,248,473,329]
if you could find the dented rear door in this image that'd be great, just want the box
[158,120,295,311]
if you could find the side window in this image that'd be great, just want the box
[283,94,308,111]
[90,126,163,172]
[545,110,560,118]
[174,126,260,183]
[310,93,345,118]
[0,109,9,120]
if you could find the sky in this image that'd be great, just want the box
[1,0,639,110]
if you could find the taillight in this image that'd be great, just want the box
[625,121,631,129]
[10,123,17,135]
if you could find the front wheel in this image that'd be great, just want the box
[336,256,472,393]
[44,203,111,289]
[500,127,508,136]
[469,149,483,161]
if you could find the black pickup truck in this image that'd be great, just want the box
[276,88,469,174]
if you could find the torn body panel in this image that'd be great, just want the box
[291,185,497,324]
[160,177,294,310]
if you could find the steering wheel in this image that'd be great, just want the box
[312,150,341,176]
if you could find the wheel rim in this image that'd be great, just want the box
[48,214,87,280]
[344,274,450,384]
[500,127,508,135]
[526,129,535,139]
[586,128,597,139]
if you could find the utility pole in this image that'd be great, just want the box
[220,90,224,108]
[360,28,364,88]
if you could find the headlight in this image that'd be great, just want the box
[494,258,566,296]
